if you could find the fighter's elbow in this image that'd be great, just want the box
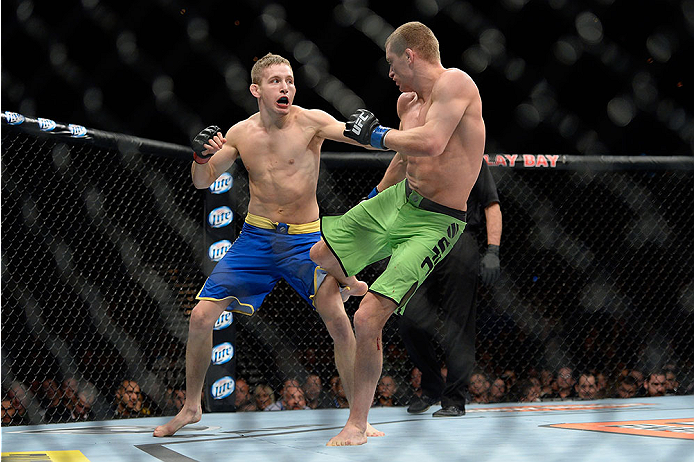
[420,137,447,157]
[191,175,214,189]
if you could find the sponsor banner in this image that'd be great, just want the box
[203,168,238,412]
[208,240,232,262]
[547,417,694,440]
[68,124,88,138]
[211,342,234,365]
[1,112,94,140]
[1,450,91,461]
[209,172,233,194]
[214,311,234,330]
[484,154,560,168]
[4,111,25,125]
[208,206,234,228]
[466,402,653,413]
[38,118,57,131]
[210,376,235,400]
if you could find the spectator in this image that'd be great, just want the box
[70,387,97,422]
[575,373,598,400]
[517,379,541,403]
[265,385,309,411]
[113,379,151,418]
[614,375,639,399]
[39,379,71,423]
[164,387,187,415]
[280,378,302,395]
[545,367,575,400]
[468,371,491,404]
[2,399,17,425]
[234,378,257,412]
[663,366,680,395]
[539,370,554,399]
[501,369,518,392]
[620,368,646,396]
[6,382,31,426]
[329,376,349,409]
[408,367,423,399]
[594,371,608,399]
[373,375,402,407]
[488,377,507,403]
[643,371,667,397]
[253,384,275,411]
[61,377,80,411]
[303,374,331,410]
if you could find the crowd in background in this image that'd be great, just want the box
[2,360,689,425]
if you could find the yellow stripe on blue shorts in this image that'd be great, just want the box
[244,212,320,234]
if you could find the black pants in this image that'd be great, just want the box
[399,231,479,408]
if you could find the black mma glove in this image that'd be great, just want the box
[344,109,392,150]
[479,244,500,285]
[191,125,222,164]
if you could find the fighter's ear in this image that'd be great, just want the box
[250,83,260,98]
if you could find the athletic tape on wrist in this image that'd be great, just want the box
[370,126,391,150]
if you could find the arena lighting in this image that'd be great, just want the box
[5,0,691,155]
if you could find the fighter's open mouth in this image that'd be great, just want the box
[277,97,289,105]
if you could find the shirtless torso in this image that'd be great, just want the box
[393,68,485,212]
[193,105,345,224]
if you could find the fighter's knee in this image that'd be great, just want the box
[189,303,218,332]
[353,305,379,334]
[353,296,393,334]
[310,240,328,265]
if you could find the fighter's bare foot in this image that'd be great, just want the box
[339,280,369,302]
[326,424,367,446]
[153,406,202,437]
[366,423,384,437]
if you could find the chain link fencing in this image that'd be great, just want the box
[2,120,693,426]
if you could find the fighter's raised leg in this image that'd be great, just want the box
[310,239,368,299]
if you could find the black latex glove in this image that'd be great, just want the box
[479,244,500,285]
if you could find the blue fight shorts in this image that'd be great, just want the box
[196,213,327,315]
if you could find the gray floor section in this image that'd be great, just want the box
[2,396,693,462]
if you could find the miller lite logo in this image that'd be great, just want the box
[38,118,57,131]
[211,376,235,400]
[211,342,234,365]
[4,112,25,125]
[208,240,232,261]
[214,311,234,330]
[69,124,88,138]
[208,206,233,228]
[209,172,233,194]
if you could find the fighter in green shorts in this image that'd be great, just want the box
[321,179,467,314]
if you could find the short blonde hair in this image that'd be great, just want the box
[251,53,292,84]
[385,21,440,64]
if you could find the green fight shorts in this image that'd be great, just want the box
[320,179,467,314]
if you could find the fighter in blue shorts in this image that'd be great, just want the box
[155,53,378,438]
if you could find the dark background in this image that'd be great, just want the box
[2,0,693,156]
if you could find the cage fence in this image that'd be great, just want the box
[2,120,693,426]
